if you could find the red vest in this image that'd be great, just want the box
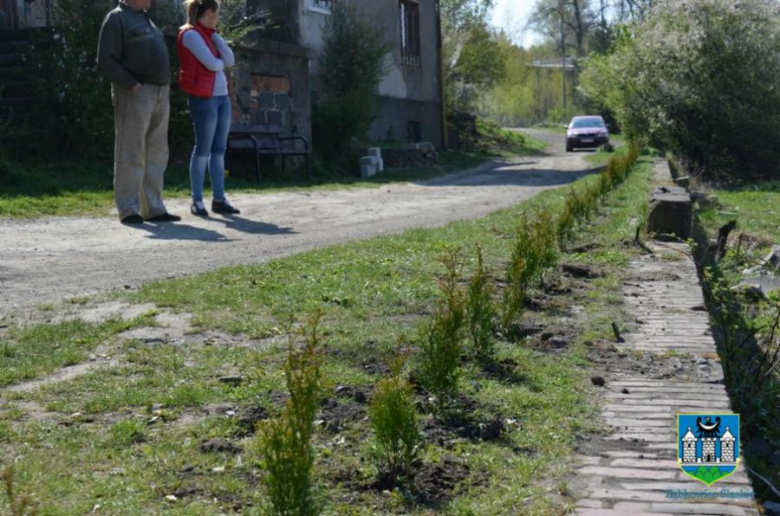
[177,23,218,98]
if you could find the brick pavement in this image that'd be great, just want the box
[572,220,759,514]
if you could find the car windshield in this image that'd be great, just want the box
[571,118,605,128]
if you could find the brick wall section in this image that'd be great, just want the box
[228,36,315,141]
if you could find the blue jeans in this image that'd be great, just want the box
[188,95,231,203]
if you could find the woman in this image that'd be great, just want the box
[178,0,240,216]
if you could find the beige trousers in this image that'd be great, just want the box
[112,83,170,220]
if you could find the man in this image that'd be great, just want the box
[97,0,180,224]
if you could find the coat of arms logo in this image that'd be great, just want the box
[678,413,740,486]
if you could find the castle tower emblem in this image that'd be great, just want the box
[678,413,740,486]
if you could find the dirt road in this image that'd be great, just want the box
[0,130,596,315]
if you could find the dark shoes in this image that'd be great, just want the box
[191,201,208,217]
[146,212,181,222]
[121,214,145,225]
[212,199,240,215]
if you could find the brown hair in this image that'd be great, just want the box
[183,0,219,27]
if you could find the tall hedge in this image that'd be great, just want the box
[580,0,780,180]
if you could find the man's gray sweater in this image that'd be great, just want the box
[97,2,170,88]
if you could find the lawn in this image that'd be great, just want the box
[0,152,655,514]
[696,181,780,250]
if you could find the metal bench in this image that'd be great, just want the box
[227,123,310,183]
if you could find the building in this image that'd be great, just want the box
[0,0,52,30]
[252,0,445,147]
[680,426,737,464]
[2,0,445,152]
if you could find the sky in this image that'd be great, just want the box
[491,0,542,48]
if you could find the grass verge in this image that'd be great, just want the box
[0,155,654,514]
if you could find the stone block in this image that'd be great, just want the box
[674,176,691,188]
[764,246,780,269]
[691,191,716,208]
[765,501,780,516]
[647,186,693,240]
[275,94,291,112]
[376,158,384,173]
[251,109,282,126]
[360,164,377,178]
[266,109,283,126]
[367,148,382,158]
[257,92,275,108]
[738,276,780,296]
[417,142,436,154]
[359,156,379,167]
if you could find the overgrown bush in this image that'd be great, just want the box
[580,0,780,180]
[418,247,466,409]
[368,355,420,484]
[312,3,391,154]
[19,0,115,160]
[256,313,325,516]
[467,245,497,362]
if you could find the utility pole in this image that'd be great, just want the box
[561,14,566,117]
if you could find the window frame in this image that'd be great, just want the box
[309,0,333,15]
[399,0,421,68]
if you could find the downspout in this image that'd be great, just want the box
[436,0,448,149]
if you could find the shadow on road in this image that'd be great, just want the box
[416,160,605,189]
[134,222,232,242]
[211,214,296,236]
[131,216,297,241]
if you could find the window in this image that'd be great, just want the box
[399,0,420,67]
[310,0,332,14]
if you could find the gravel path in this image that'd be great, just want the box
[0,130,596,315]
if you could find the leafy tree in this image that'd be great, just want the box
[580,0,780,179]
[530,0,596,59]
[484,38,572,125]
[441,0,507,113]
[312,3,391,154]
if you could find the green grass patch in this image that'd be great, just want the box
[473,120,547,157]
[697,181,780,248]
[0,314,156,387]
[585,144,627,166]
[0,156,654,514]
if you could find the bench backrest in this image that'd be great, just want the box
[230,124,284,136]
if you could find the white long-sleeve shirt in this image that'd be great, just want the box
[182,30,235,97]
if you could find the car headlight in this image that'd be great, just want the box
[598,131,608,137]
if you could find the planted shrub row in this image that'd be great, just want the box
[256,146,642,506]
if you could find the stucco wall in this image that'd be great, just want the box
[299,0,443,147]
[371,96,442,146]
